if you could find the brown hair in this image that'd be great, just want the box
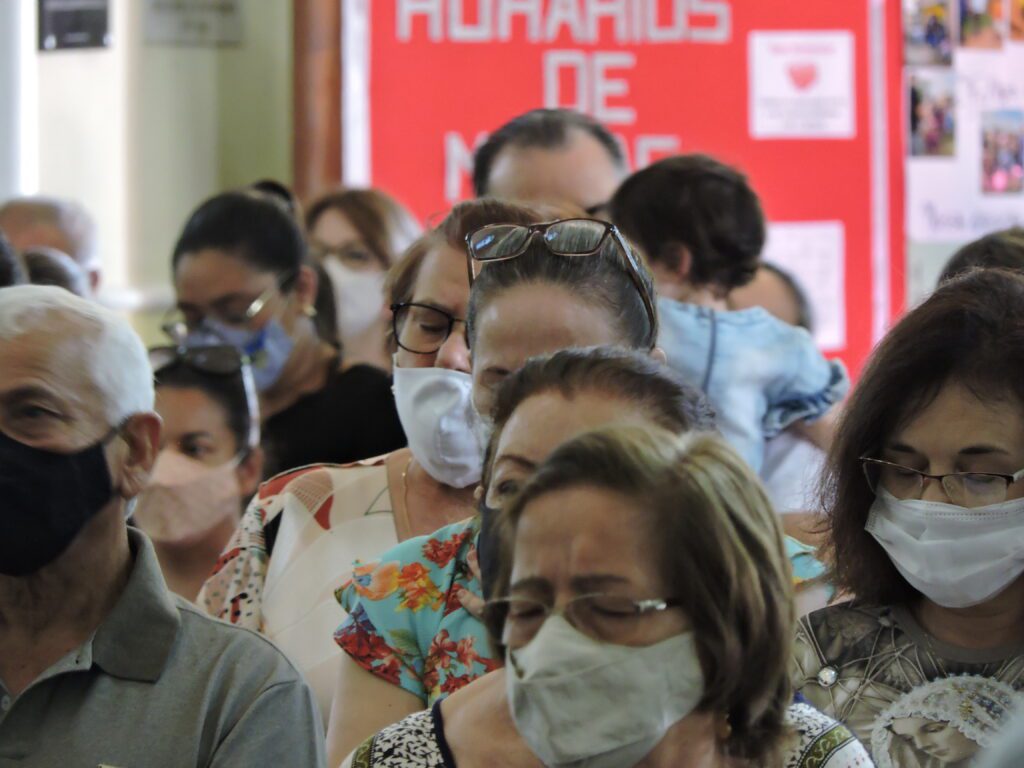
[481,346,715,494]
[825,268,1024,604]
[938,227,1024,285]
[383,199,548,350]
[466,220,658,350]
[306,187,421,270]
[490,426,793,765]
[610,154,764,293]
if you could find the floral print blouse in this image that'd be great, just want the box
[335,516,829,707]
[335,516,499,705]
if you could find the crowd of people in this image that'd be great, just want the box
[2,107,1024,767]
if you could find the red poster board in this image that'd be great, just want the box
[342,0,905,377]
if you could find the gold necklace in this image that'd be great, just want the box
[400,455,415,534]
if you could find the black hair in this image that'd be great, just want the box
[466,223,658,350]
[938,228,1024,285]
[154,363,256,456]
[473,108,626,197]
[610,154,765,292]
[171,191,307,291]
[0,229,25,288]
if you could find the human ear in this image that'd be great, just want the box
[235,446,265,499]
[649,346,668,365]
[114,412,162,499]
[294,264,320,312]
[674,245,694,282]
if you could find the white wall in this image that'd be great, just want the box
[9,0,293,322]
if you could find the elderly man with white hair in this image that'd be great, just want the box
[0,285,326,766]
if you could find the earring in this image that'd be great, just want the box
[716,713,733,741]
[303,305,317,318]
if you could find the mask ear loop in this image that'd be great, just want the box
[238,361,262,452]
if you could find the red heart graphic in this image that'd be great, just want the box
[788,62,818,91]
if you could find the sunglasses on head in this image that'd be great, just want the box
[148,344,261,448]
[464,218,657,348]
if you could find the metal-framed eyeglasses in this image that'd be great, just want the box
[861,456,1024,508]
[163,273,295,340]
[483,593,679,647]
[464,218,658,348]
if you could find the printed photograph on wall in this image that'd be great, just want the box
[909,70,956,156]
[960,0,1005,49]
[905,0,954,64]
[1011,0,1024,38]
[982,110,1024,193]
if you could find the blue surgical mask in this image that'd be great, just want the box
[187,318,294,392]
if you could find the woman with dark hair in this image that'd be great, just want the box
[170,190,406,477]
[133,345,263,601]
[346,425,869,768]
[793,269,1024,765]
[199,199,546,722]
[324,215,670,762]
[306,188,421,371]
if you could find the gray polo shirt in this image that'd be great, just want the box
[0,528,326,767]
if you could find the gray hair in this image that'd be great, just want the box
[0,196,98,268]
[0,285,153,424]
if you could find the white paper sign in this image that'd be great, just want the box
[749,31,856,139]
[762,221,846,351]
[144,0,242,47]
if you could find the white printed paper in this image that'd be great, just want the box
[749,31,856,139]
[762,221,846,351]
[144,0,242,47]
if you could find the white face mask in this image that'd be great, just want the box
[391,361,485,488]
[133,451,242,545]
[866,488,1024,608]
[507,616,705,768]
[322,258,386,339]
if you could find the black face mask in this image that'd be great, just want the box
[0,427,116,577]
[477,499,502,601]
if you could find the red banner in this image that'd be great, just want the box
[342,0,905,376]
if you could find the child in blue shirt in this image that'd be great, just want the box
[611,154,848,473]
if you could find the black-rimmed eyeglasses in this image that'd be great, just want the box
[391,302,467,356]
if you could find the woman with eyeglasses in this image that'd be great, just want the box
[792,269,1024,764]
[322,213,671,762]
[198,199,546,721]
[345,425,870,768]
[171,191,406,477]
[130,346,264,601]
[306,188,422,373]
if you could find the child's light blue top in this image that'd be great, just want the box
[658,297,849,473]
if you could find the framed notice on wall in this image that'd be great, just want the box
[38,0,110,51]
[341,0,905,377]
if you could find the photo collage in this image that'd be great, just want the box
[905,0,1024,195]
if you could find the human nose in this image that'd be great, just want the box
[920,475,955,504]
[434,327,471,373]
